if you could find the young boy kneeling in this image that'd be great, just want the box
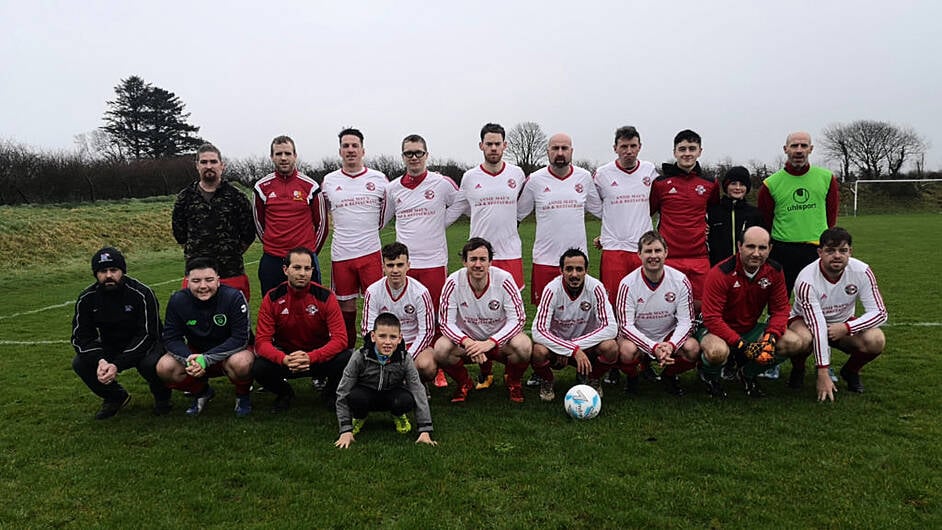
[335,312,437,448]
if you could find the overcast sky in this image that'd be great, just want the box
[2,0,940,172]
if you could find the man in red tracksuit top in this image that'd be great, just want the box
[253,135,328,295]
[649,129,720,309]
[253,247,350,413]
[699,226,804,398]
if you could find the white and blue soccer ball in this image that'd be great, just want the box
[564,384,601,420]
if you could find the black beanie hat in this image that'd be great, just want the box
[91,247,127,275]
[722,166,752,194]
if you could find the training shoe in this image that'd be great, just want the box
[840,365,865,393]
[311,378,326,391]
[787,365,806,389]
[271,387,295,413]
[351,418,366,436]
[738,369,765,398]
[393,414,412,434]
[829,366,839,383]
[450,380,473,403]
[575,372,588,385]
[153,399,172,416]
[434,369,449,388]
[475,373,494,390]
[623,374,640,395]
[538,379,555,402]
[95,392,131,420]
[525,372,543,388]
[757,364,780,380]
[508,382,525,403]
[699,369,728,398]
[603,368,620,385]
[587,377,604,398]
[234,394,252,417]
[661,374,687,396]
[185,386,215,416]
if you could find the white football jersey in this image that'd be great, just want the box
[322,168,387,261]
[592,159,657,251]
[517,165,602,266]
[791,257,888,367]
[616,265,695,355]
[532,274,617,356]
[439,266,525,345]
[383,171,459,268]
[453,162,526,260]
[361,276,436,359]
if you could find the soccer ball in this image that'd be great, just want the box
[564,384,601,420]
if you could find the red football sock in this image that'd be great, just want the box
[442,363,472,388]
[663,357,696,377]
[342,310,357,351]
[231,376,253,396]
[589,355,617,379]
[532,359,554,382]
[504,360,528,385]
[620,360,641,378]
[169,375,207,395]
[843,350,879,374]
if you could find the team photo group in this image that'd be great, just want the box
[70,123,888,448]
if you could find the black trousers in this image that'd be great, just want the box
[770,240,819,295]
[347,385,415,419]
[72,342,169,403]
[252,349,352,399]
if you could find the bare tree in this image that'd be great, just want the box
[506,121,548,175]
[73,129,125,163]
[366,154,405,180]
[821,120,928,180]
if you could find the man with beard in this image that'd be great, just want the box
[173,143,256,300]
[71,247,170,419]
[529,249,618,401]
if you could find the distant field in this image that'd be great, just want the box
[0,198,939,528]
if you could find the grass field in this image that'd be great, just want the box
[0,198,940,528]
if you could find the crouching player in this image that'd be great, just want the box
[615,231,700,396]
[156,257,254,416]
[788,227,888,401]
[700,227,804,397]
[530,249,618,401]
[335,313,436,448]
[434,238,532,403]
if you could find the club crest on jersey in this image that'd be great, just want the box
[664,292,676,303]
[305,304,318,315]
[757,277,771,289]
[507,179,516,189]
[404,304,416,314]
[365,182,375,191]
[844,284,858,295]
[213,314,227,326]
[292,190,304,201]
[695,184,706,196]
[579,301,591,311]
[424,190,435,200]
[643,177,651,187]
[488,300,500,311]
[575,183,584,193]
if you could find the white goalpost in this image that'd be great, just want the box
[849,178,942,216]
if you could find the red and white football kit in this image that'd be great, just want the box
[252,170,328,256]
[615,265,695,356]
[791,258,888,368]
[439,267,525,349]
[532,274,617,357]
[361,276,436,360]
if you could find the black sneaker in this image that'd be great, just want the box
[603,369,620,386]
[699,368,727,398]
[525,372,543,388]
[95,392,131,420]
[153,399,173,416]
[271,387,295,414]
[575,372,588,385]
[640,365,660,382]
[623,374,640,395]
[661,374,687,396]
[738,368,765,398]
[840,365,865,393]
[787,365,806,389]
[311,378,327,391]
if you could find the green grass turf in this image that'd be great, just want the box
[0,200,939,528]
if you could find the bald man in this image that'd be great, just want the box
[757,131,840,294]
[517,133,602,305]
[699,226,804,398]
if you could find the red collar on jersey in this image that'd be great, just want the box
[401,170,428,189]
[784,162,811,176]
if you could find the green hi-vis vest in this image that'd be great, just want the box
[764,166,832,244]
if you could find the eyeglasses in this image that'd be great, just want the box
[402,150,427,159]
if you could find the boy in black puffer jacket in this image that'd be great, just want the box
[707,166,764,266]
